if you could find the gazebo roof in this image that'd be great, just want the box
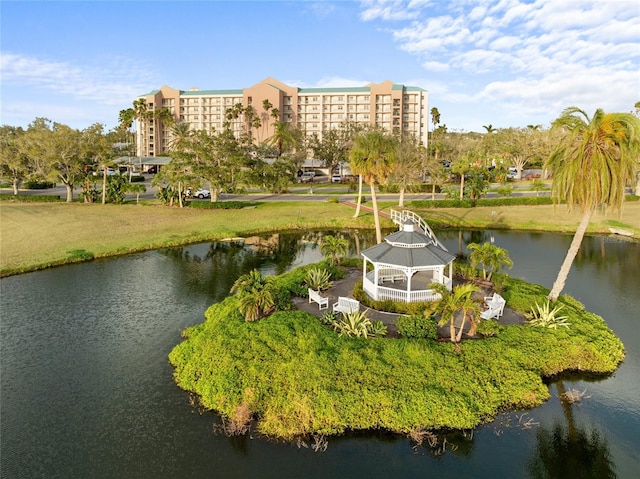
[361,219,455,268]
[362,241,455,268]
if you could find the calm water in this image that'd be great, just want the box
[1,230,638,478]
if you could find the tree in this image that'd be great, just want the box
[127,182,146,204]
[0,126,29,195]
[320,235,348,266]
[82,123,117,204]
[482,124,496,133]
[230,269,276,322]
[427,282,480,346]
[545,107,640,301]
[349,130,398,243]
[450,155,474,200]
[268,120,297,159]
[390,134,424,207]
[467,242,513,281]
[26,119,89,202]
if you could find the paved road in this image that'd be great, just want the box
[2,175,552,203]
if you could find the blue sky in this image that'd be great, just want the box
[1,0,639,133]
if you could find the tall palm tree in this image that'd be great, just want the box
[349,130,397,243]
[545,107,640,301]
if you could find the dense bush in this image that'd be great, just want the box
[129,175,145,183]
[23,179,55,189]
[395,314,438,340]
[169,264,625,440]
[408,197,555,208]
[0,193,63,202]
[189,200,260,209]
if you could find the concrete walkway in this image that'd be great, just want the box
[293,267,527,340]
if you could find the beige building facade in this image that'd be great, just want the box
[135,77,428,157]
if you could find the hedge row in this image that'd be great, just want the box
[0,194,63,203]
[188,200,261,210]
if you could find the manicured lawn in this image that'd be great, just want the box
[0,201,373,276]
[1,200,638,276]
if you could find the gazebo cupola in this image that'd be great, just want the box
[360,211,456,303]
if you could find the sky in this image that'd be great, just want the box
[1,0,639,133]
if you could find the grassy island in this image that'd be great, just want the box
[169,263,625,440]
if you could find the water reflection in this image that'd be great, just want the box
[0,229,638,479]
[528,383,616,478]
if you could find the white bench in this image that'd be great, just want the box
[480,293,506,320]
[308,288,328,310]
[379,269,405,284]
[333,297,360,314]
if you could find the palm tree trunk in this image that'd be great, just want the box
[353,174,364,218]
[547,209,592,301]
[369,181,382,244]
[459,174,465,200]
[398,185,405,207]
[101,171,107,205]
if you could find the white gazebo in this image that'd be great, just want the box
[361,211,456,303]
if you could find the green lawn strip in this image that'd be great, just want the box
[169,269,624,440]
[0,202,375,276]
[2,200,638,277]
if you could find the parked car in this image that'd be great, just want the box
[299,172,316,183]
[146,166,158,174]
[93,167,117,176]
[331,174,343,183]
[193,189,211,199]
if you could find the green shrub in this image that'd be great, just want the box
[408,196,555,208]
[23,179,55,189]
[0,193,63,202]
[369,320,388,338]
[129,175,145,183]
[333,309,373,338]
[477,319,501,337]
[304,267,333,291]
[395,314,438,340]
[189,201,260,209]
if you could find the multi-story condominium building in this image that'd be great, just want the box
[134,77,428,158]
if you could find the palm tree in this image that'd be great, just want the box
[230,269,276,322]
[349,130,398,243]
[467,242,513,281]
[320,235,349,266]
[482,124,496,134]
[545,107,640,301]
[428,282,480,346]
[127,182,146,204]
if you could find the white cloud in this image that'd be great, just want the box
[0,52,158,106]
[360,0,639,129]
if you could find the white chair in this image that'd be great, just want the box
[480,293,505,320]
[308,288,328,310]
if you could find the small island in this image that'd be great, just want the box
[169,215,625,442]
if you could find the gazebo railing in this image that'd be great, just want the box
[363,275,445,303]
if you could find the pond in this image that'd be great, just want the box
[1,229,638,478]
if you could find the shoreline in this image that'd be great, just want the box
[1,201,638,277]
